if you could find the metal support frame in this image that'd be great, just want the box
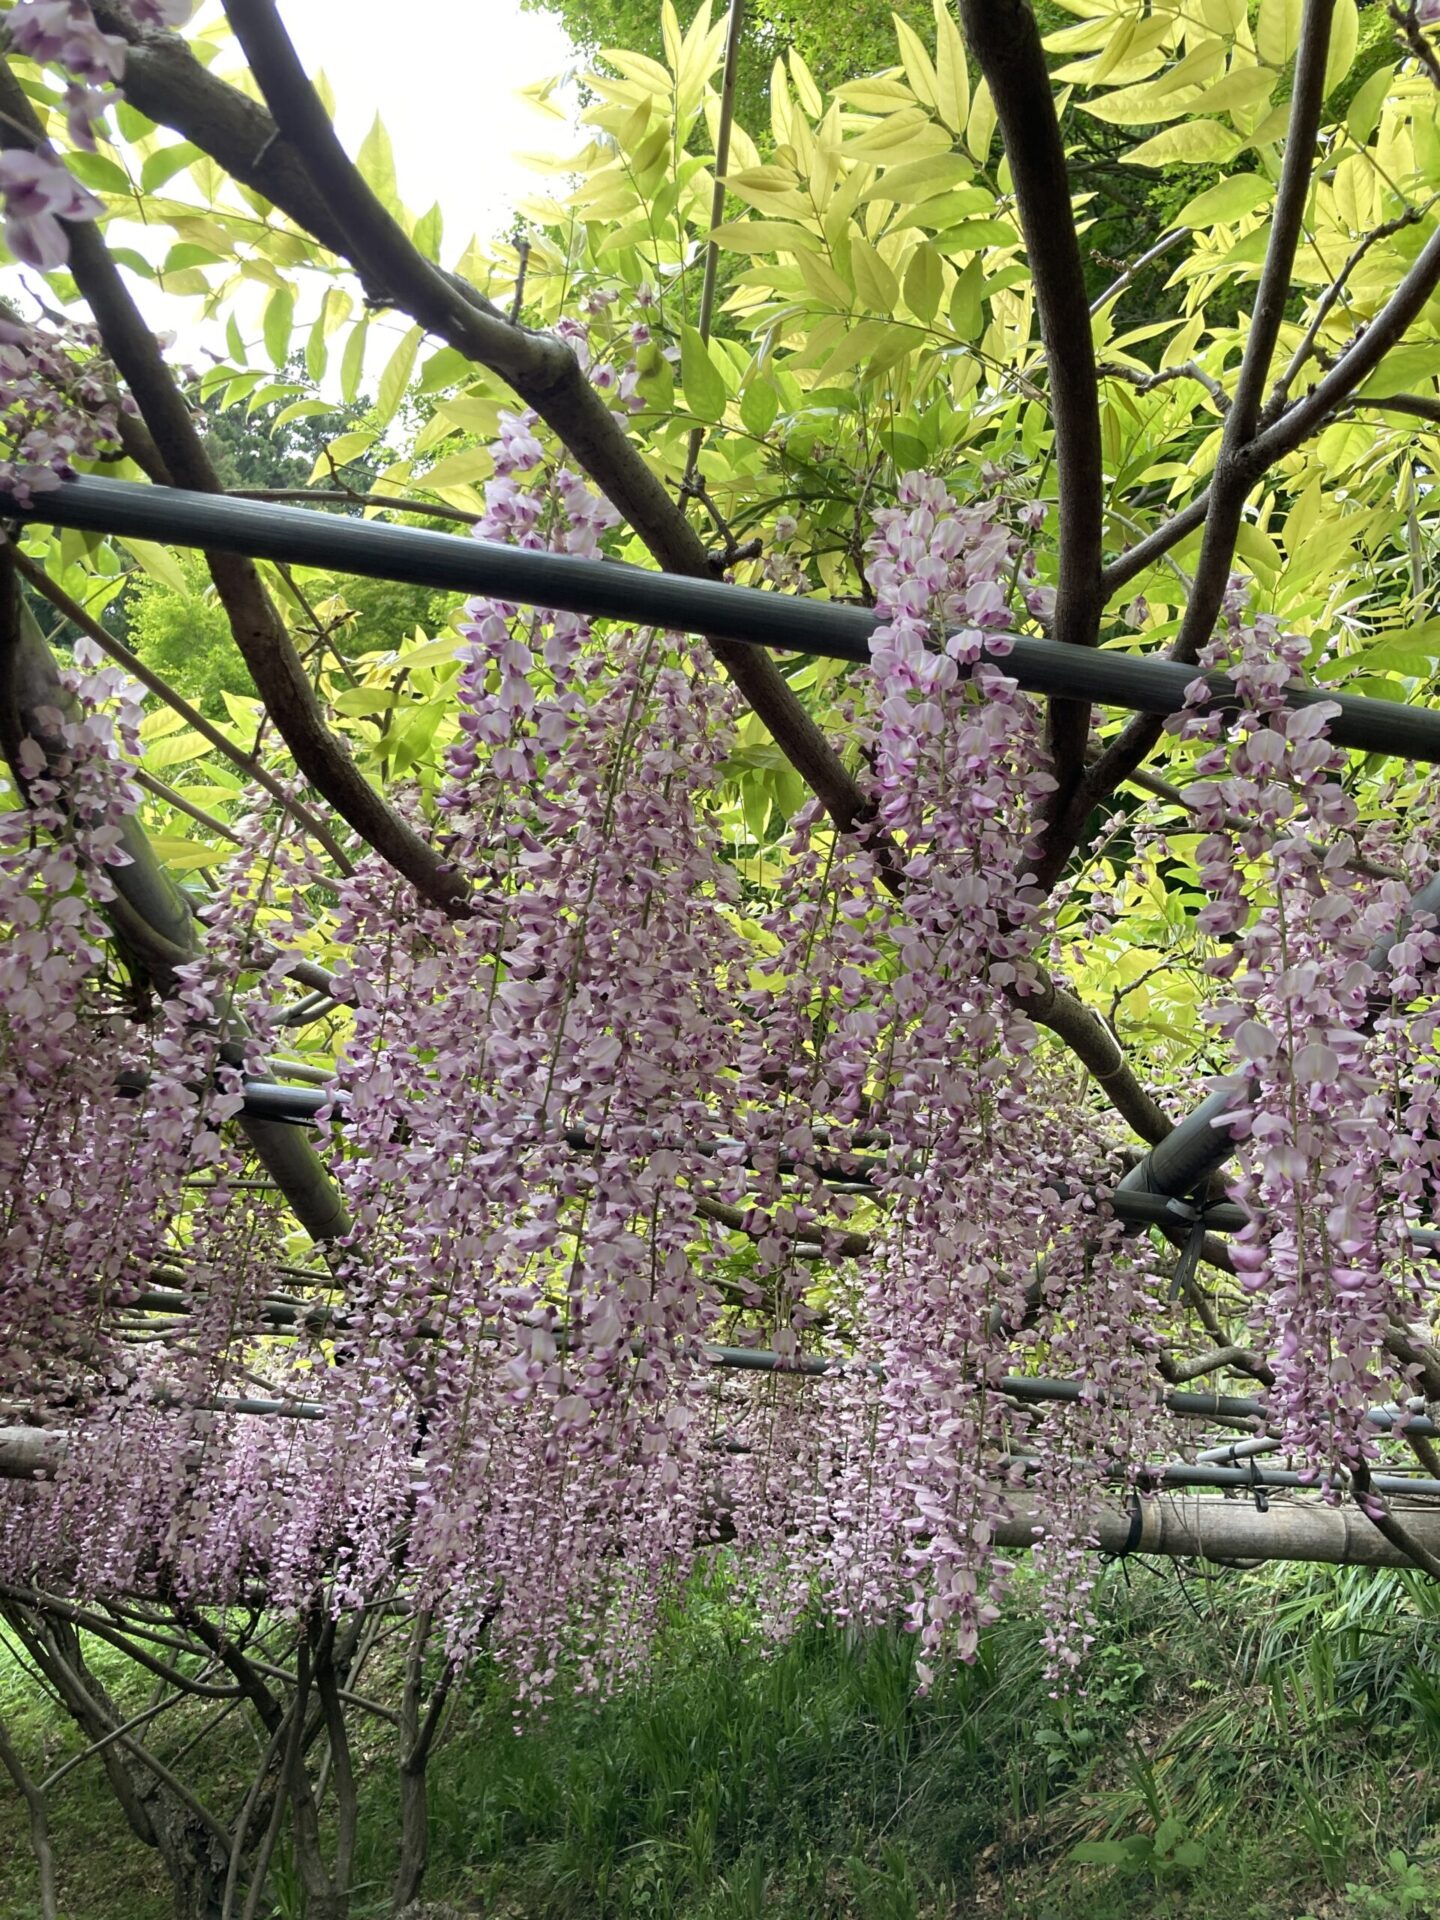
[12,474,1440,761]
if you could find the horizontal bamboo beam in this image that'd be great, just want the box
[15,475,1440,763]
[996,1492,1440,1570]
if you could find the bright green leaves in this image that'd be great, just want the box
[903,242,944,325]
[1255,0,1302,67]
[357,114,401,219]
[930,0,969,135]
[376,326,424,430]
[262,285,295,369]
[680,326,729,423]
[1126,121,1242,168]
[1176,176,1274,229]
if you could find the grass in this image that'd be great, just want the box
[5,1555,1440,1917]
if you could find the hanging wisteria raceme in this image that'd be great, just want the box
[0,309,125,499]
[293,410,761,1691]
[1168,597,1438,1489]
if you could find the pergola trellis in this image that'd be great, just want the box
[6,0,1440,1600]
[9,467,1440,1571]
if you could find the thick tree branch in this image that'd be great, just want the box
[1354,391,1440,425]
[1161,0,1335,679]
[1228,2,1338,444]
[956,0,1103,819]
[1270,204,1428,409]
[1101,223,1440,611]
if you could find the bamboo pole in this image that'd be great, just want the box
[11,475,1440,763]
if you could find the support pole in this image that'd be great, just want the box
[13,475,1440,763]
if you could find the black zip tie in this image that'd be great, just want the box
[1166,1198,1206,1301]
[1249,1455,1270,1514]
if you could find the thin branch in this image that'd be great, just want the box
[1089,227,1188,316]
[1099,359,1229,411]
[682,0,746,496]
[233,486,479,524]
[132,766,243,844]
[1270,204,1428,408]
[1390,2,1440,90]
[1102,490,1212,599]
[0,1711,57,1920]
[1104,210,1440,617]
[1353,1462,1440,1579]
[1164,0,1336,676]
[1229,2,1338,444]
[958,0,1104,817]
[1348,390,1440,426]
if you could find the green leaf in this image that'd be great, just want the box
[1347,64,1394,144]
[1360,343,1440,395]
[119,538,188,593]
[340,320,369,406]
[1257,0,1302,66]
[852,235,899,312]
[1069,1841,1140,1867]
[150,835,224,872]
[417,346,474,395]
[1324,0,1358,96]
[272,399,333,429]
[357,113,401,217]
[376,324,423,427]
[1175,175,1272,227]
[711,218,823,253]
[1154,1818,1187,1855]
[66,151,131,196]
[680,325,728,424]
[309,429,378,482]
[333,689,398,717]
[949,256,984,340]
[740,379,779,437]
[412,200,444,262]
[262,285,295,369]
[421,448,494,489]
[400,635,463,669]
[1124,121,1242,168]
[934,217,1017,254]
[891,13,938,110]
[859,152,973,204]
[226,312,247,366]
[966,80,997,161]
[1172,1841,1205,1870]
[903,242,943,324]
[145,731,217,771]
[932,0,970,133]
[141,143,202,192]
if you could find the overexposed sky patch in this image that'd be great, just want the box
[272,0,576,249]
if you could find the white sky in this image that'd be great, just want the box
[268,0,576,248]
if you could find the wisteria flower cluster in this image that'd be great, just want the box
[0,308,124,500]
